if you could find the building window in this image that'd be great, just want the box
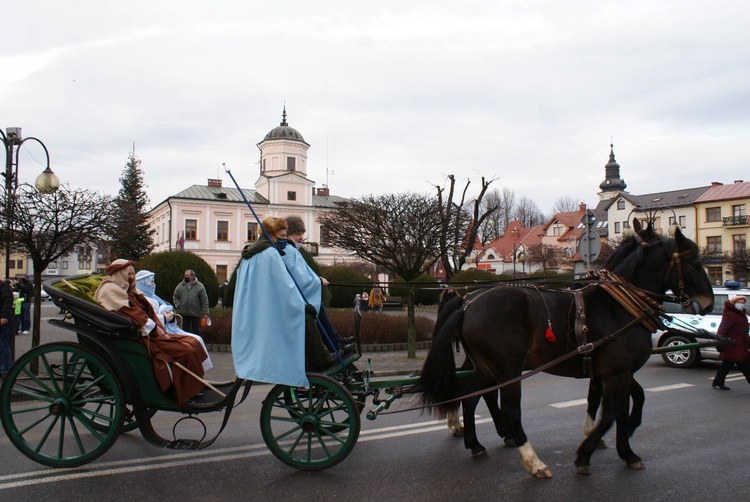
[247,222,258,242]
[706,207,721,222]
[679,215,686,228]
[623,220,630,229]
[287,157,296,171]
[707,266,722,285]
[262,158,266,171]
[217,221,229,241]
[553,226,562,236]
[320,225,331,246]
[62,261,68,270]
[287,191,297,201]
[733,204,745,217]
[707,236,722,252]
[733,234,746,253]
[614,222,621,234]
[216,265,227,284]
[185,219,197,240]
[617,199,625,210]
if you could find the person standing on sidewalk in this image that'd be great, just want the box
[0,279,15,378]
[712,295,750,390]
[173,269,209,335]
[13,292,24,336]
[18,277,33,335]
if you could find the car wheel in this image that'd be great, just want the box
[661,335,698,368]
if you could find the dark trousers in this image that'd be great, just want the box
[21,302,31,332]
[713,359,750,386]
[317,306,340,348]
[182,316,201,335]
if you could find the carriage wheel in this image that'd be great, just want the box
[260,374,360,471]
[0,343,124,468]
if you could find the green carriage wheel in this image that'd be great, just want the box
[260,374,360,471]
[0,342,124,468]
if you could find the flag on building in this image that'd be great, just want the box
[176,231,185,251]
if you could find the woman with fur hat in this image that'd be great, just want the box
[95,259,208,404]
[712,295,750,390]
[232,217,338,388]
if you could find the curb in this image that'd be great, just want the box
[205,341,432,353]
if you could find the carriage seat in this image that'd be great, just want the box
[45,275,141,340]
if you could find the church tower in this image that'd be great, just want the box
[597,143,627,201]
[255,107,314,205]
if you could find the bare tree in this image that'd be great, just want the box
[318,192,443,357]
[726,249,750,281]
[513,196,546,227]
[552,195,581,214]
[527,243,561,274]
[434,175,497,281]
[0,184,115,350]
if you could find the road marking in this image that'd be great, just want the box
[549,382,694,408]
[645,383,693,392]
[0,418,491,491]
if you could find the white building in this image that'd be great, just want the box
[147,109,352,283]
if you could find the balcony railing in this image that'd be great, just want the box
[722,215,750,226]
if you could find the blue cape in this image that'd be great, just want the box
[232,246,308,386]
[280,245,322,311]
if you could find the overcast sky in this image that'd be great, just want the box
[4,1,749,216]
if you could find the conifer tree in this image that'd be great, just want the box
[109,150,154,260]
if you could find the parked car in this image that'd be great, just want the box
[40,289,51,301]
[652,286,750,368]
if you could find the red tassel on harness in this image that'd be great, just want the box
[545,322,556,343]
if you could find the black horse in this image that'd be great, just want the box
[419,220,714,477]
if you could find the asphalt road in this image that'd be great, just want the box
[2,304,750,501]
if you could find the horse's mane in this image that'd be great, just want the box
[604,231,672,279]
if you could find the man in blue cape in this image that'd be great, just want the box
[232,217,337,387]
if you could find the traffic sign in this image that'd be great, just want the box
[578,231,601,263]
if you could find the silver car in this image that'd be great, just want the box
[652,287,750,368]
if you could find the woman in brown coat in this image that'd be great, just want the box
[712,295,750,390]
[95,259,208,404]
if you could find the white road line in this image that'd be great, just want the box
[549,382,694,408]
[0,418,491,491]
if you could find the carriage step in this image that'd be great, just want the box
[166,439,202,450]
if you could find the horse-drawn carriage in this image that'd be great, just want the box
[0,274,429,471]
[0,220,718,477]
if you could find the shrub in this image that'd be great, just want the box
[448,268,498,287]
[137,251,220,307]
[327,311,434,344]
[321,266,372,308]
[389,273,439,305]
[200,309,434,345]
[199,308,232,344]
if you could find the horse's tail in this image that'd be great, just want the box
[418,298,465,417]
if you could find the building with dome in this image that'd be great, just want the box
[146,108,350,284]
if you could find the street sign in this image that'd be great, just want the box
[578,230,601,263]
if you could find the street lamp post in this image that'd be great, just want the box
[1,127,60,362]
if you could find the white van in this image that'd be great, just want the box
[652,286,750,368]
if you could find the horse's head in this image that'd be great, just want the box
[606,219,714,315]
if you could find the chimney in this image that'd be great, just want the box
[208,179,222,187]
[578,202,587,212]
[734,180,744,184]
[711,182,723,186]
[316,187,330,196]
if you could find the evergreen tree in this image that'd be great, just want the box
[109,151,155,260]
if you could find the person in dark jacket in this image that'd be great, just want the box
[712,295,750,390]
[18,277,33,334]
[173,270,210,335]
[0,279,15,378]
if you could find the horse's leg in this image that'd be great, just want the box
[446,406,464,436]
[461,395,487,457]
[575,375,642,474]
[627,378,645,438]
[584,378,607,449]
[500,383,552,478]
[483,389,515,446]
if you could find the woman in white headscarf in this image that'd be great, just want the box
[135,270,213,372]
